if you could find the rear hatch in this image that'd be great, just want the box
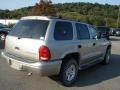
[5,19,49,62]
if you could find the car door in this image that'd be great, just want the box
[88,25,104,61]
[75,23,97,65]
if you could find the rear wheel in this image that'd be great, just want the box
[0,33,6,41]
[102,48,111,65]
[60,58,78,86]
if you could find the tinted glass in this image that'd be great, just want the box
[9,20,49,39]
[76,23,90,40]
[54,21,73,40]
[0,26,5,29]
[0,24,6,29]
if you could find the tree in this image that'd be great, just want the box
[29,0,57,16]
[0,2,119,28]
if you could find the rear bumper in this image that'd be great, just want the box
[1,52,62,76]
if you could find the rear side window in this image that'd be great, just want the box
[76,23,90,40]
[9,20,49,39]
[54,21,73,40]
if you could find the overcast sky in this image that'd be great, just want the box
[0,0,120,10]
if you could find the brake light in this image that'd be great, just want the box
[39,46,51,61]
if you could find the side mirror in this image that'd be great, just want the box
[93,35,99,40]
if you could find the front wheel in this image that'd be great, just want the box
[102,48,111,65]
[60,58,78,86]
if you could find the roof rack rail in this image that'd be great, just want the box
[41,15,80,22]
[57,15,79,22]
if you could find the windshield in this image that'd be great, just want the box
[9,20,49,39]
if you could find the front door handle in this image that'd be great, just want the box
[78,45,82,48]
[93,43,96,46]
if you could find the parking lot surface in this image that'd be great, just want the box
[0,37,120,90]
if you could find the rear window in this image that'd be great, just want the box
[9,20,49,39]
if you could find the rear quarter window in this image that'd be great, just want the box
[54,21,73,40]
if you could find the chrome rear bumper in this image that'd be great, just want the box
[1,52,62,76]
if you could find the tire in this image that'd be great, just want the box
[0,33,6,41]
[60,58,78,86]
[102,48,111,65]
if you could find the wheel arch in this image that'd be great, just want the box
[107,44,112,50]
[62,52,80,66]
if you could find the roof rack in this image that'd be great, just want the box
[22,15,81,22]
[55,16,80,22]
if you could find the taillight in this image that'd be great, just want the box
[39,46,51,61]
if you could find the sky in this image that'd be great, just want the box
[0,0,120,10]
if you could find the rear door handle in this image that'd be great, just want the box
[78,45,82,48]
[93,43,96,46]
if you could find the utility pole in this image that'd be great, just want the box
[105,5,108,27]
[105,17,108,27]
[117,6,120,28]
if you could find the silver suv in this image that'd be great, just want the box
[2,16,111,86]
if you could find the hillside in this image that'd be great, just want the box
[0,2,119,27]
